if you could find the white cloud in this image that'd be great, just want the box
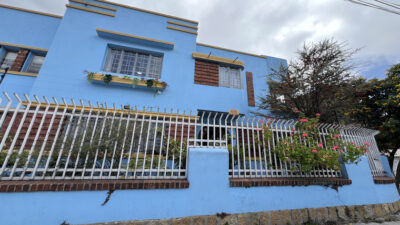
[1,0,399,77]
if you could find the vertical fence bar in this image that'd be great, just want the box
[0,93,23,176]
[90,103,109,179]
[156,109,166,178]
[125,107,139,179]
[71,101,93,179]
[61,100,85,179]
[0,92,13,129]
[116,107,132,179]
[81,102,101,179]
[108,105,125,178]
[149,107,160,178]
[8,94,33,179]
[141,107,153,178]
[31,96,59,178]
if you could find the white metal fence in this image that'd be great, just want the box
[0,93,386,181]
[194,112,386,178]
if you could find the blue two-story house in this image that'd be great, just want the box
[0,0,286,117]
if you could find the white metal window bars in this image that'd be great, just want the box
[104,48,163,79]
[0,51,18,70]
[26,55,45,74]
[219,66,242,89]
[0,93,386,181]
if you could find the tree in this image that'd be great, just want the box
[258,39,359,123]
[349,63,400,182]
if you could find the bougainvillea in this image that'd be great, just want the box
[261,112,369,172]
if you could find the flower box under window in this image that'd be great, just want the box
[88,73,167,90]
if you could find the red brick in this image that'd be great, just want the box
[194,60,219,86]
[246,72,255,107]
[10,49,29,72]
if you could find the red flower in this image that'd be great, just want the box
[299,119,308,122]
[365,150,369,153]
[295,110,300,113]
[312,149,318,153]
[302,133,308,137]
[258,120,264,123]
[315,113,321,117]
[318,143,323,147]
[332,148,337,151]
[364,142,370,147]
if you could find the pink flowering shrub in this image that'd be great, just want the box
[266,112,368,172]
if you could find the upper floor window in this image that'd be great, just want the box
[26,54,45,74]
[219,66,242,89]
[104,48,163,79]
[0,50,18,70]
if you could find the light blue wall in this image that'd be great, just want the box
[0,3,286,116]
[0,148,398,225]
[0,7,60,49]
[380,155,394,178]
[0,73,36,104]
[17,1,285,116]
[195,45,286,115]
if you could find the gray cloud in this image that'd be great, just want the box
[1,0,399,77]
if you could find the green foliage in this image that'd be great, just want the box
[132,78,139,88]
[146,79,154,88]
[267,113,367,172]
[86,72,95,82]
[348,63,400,168]
[102,74,113,85]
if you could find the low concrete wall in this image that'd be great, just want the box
[0,147,398,225]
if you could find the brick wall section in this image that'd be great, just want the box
[1,112,62,149]
[10,49,29,72]
[194,60,219,86]
[230,177,352,188]
[373,176,395,184]
[246,72,255,106]
[0,179,189,192]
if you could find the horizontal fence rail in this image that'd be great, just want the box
[0,93,386,181]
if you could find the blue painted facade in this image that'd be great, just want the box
[0,148,398,225]
[0,1,286,116]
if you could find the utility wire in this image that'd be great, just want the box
[345,0,400,15]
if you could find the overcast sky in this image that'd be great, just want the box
[1,0,399,79]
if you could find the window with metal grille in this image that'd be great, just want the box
[26,55,45,74]
[104,48,163,79]
[218,66,242,89]
[0,51,18,70]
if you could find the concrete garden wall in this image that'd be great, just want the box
[0,147,398,225]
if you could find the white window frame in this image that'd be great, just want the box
[104,47,163,79]
[218,66,243,89]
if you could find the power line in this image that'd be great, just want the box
[345,0,400,15]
